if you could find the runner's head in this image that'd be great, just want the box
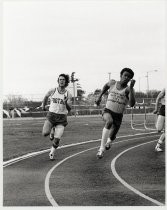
[58,74,70,87]
[120,68,134,79]
[120,68,134,85]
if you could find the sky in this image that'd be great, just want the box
[2,0,167,100]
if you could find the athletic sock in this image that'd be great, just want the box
[106,137,112,144]
[50,146,56,154]
[50,127,55,135]
[100,127,110,151]
[156,143,161,148]
[158,132,165,145]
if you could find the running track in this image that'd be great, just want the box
[3,132,165,206]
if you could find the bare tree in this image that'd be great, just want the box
[3,95,28,109]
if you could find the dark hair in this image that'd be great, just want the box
[120,68,134,79]
[58,74,70,87]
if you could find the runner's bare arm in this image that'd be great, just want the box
[42,89,54,111]
[127,79,136,107]
[95,80,115,106]
[65,91,72,112]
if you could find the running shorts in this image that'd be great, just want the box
[46,112,68,127]
[102,108,123,128]
[159,105,165,117]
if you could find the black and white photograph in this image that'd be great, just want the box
[2,0,166,207]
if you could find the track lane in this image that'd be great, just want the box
[111,140,164,206]
[3,132,164,206]
[46,133,163,206]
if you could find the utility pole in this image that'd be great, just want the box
[71,72,78,117]
[108,72,111,81]
[146,70,158,97]
[146,72,149,95]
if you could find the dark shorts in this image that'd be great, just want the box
[102,108,123,128]
[46,112,68,127]
[159,105,165,117]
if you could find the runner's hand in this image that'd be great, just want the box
[130,79,136,89]
[153,109,158,114]
[95,98,101,106]
[64,96,69,103]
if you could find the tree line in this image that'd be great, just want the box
[3,89,160,110]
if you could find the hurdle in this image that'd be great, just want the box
[130,101,157,131]
[144,105,157,131]
[130,106,146,131]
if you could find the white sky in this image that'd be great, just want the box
[2,0,167,98]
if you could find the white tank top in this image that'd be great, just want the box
[49,88,69,115]
[106,81,129,114]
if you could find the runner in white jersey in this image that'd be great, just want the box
[153,88,165,152]
[42,74,72,160]
[95,68,136,159]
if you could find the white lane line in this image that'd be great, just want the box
[3,131,157,167]
[111,140,164,206]
[45,135,160,206]
[45,146,98,206]
[3,149,50,167]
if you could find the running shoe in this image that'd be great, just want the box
[105,142,111,150]
[155,145,163,152]
[49,151,55,160]
[49,133,54,141]
[96,150,104,159]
